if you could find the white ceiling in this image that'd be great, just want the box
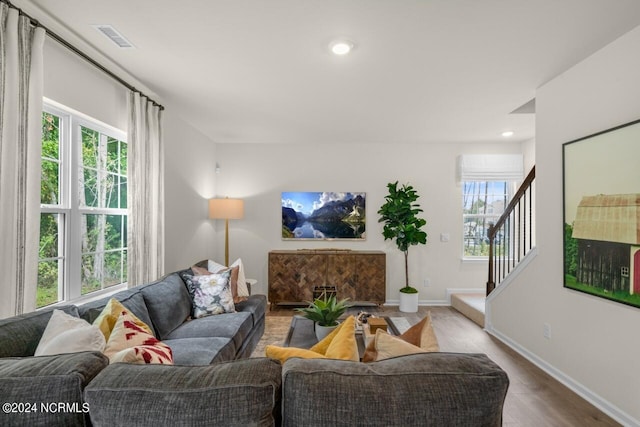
[14,0,640,145]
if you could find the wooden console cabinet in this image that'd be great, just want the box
[268,250,386,307]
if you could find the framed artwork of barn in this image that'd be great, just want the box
[563,118,640,308]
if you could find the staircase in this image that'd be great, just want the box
[451,293,485,327]
[451,166,536,328]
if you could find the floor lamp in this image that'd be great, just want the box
[208,198,244,266]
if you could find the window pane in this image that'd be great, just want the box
[104,251,124,288]
[80,167,98,207]
[40,159,60,205]
[106,137,119,173]
[105,214,124,250]
[42,112,59,160]
[81,253,101,295]
[81,126,99,169]
[105,173,118,208]
[39,213,60,259]
[123,216,128,247]
[82,214,100,253]
[123,249,128,281]
[120,177,127,208]
[120,142,127,174]
[37,259,60,307]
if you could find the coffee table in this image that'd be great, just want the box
[283,315,400,359]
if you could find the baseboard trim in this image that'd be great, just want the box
[485,326,639,427]
[384,299,448,306]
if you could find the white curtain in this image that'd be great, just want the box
[0,4,45,318]
[127,91,164,287]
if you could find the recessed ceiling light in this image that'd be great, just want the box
[329,40,354,56]
[501,131,514,137]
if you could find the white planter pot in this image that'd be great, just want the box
[315,323,338,341]
[399,292,419,313]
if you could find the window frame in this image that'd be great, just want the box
[39,101,128,308]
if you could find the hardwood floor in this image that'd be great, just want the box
[266,305,620,427]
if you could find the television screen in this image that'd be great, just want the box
[281,192,366,240]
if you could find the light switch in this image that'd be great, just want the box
[440,233,450,242]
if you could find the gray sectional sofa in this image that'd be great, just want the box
[0,264,509,427]
[0,265,267,426]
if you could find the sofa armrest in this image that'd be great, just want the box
[281,352,509,427]
[85,357,282,427]
[0,352,108,427]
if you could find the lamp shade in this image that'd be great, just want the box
[209,198,244,220]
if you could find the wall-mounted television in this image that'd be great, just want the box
[281,192,366,240]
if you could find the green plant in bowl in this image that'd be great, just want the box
[295,293,351,327]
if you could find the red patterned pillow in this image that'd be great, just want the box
[104,310,173,364]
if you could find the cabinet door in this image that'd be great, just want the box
[355,254,386,304]
[327,254,356,301]
[269,253,326,304]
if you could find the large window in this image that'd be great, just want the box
[38,103,127,308]
[462,181,512,257]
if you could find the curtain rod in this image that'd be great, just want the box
[1,0,164,111]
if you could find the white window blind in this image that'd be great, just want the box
[457,154,524,182]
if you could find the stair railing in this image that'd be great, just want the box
[487,166,536,295]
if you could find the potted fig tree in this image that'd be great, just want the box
[378,181,428,312]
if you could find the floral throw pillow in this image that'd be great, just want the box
[182,271,235,318]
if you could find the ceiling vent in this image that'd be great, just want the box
[93,25,135,48]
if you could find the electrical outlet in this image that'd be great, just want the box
[423,278,431,288]
[543,323,551,339]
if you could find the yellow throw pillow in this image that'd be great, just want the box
[266,316,359,363]
[93,298,153,341]
[324,316,359,362]
[364,329,426,362]
[265,345,328,363]
[309,320,347,355]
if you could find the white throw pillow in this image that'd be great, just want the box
[207,260,227,273]
[35,309,106,356]
[208,258,249,297]
[229,258,249,297]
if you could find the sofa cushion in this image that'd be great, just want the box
[140,273,192,339]
[164,311,253,356]
[162,337,236,365]
[0,305,78,357]
[84,358,281,427]
[0,352,108,427]
[234,294,267,327]
[35,309,105,356]
[281,353,509,427]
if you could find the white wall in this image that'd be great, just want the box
[489,25,640,425]
[214,141,522,299]
[163,112,218,272]
[43,38,128,130]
